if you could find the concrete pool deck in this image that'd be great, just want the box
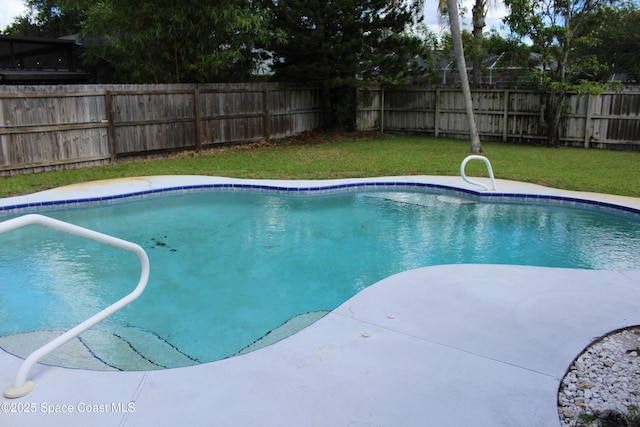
[1,175,640,426]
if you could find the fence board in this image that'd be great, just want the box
[198,89,266,146]
[268,87,322,139]
[358,86,640,148]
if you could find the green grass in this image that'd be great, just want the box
[1,133,639,198]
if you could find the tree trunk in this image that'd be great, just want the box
[542,91,565,147]
[471,0,486,85]
[447,0,483,153]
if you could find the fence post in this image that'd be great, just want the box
[104,91,117,163]
[502,89,509,142]
[379,87,384,133]
[584,93,592,148]
[434,88,441,137]
[193,88,202,151]
[263,87,271,140]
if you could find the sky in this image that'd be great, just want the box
[0,0,508,36]
[422,0,510,37]
[0,0,27,30]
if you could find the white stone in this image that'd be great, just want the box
[558,327,640,426]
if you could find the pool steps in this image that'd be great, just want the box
[0,327,199,371]
[0,214,150,399]
[0,311,329,372]
[238,311,329,355]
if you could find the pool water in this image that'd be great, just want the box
[1,189,640,369]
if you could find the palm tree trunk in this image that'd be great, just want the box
[471,0,486,85]
[446,0,483,153]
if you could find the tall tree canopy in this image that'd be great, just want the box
[573,2,640,83]
[1,0,83,37]
[59,0,275,83]
[504,0,610,82]
[266,0,425,130]
[503,0,615,146]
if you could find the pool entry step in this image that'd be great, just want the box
[1,214,150,398]
[238,311,329,356]
[0,310,330,371]
[0,327,200,371]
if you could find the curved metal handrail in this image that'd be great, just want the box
[460,155,497,191]
[0,214,150,398]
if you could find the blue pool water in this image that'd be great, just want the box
[1,189,640,369]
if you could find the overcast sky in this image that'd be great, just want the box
[0,0,508,37]
[423,1,509,37]
[0,0,27,31]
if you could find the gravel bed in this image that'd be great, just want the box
[558,327,640,426]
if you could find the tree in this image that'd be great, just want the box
[266,0,425,130]
[411,23,450,84]
[482,29,533,84]
[504,0,613,146]
[438,0,499,85]
[574,2,640,83]
[470,0,490,84]
[440,0,483,153]
[1,0,83,37]
[58,0,275,83]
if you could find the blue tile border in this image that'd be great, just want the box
[1,181,640,218]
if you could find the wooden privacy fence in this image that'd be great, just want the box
[2,83,640,176]
[0,83,322,175]
[357,86,640,149]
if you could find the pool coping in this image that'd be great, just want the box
[2,175,640,216]
[2,175,640,427]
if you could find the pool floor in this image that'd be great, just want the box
[2,175,640,426]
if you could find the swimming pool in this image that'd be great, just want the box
[1,176,640,371]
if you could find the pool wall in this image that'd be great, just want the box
[2,175,640,218]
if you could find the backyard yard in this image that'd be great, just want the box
[1,133,639,198]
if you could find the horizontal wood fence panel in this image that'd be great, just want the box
[358,86,640,149]
[202,116,264,147]
[0,83,322,175]
[508,91,541,113]
[109,90,198,155]
[0,128,109,170]
[270,112,321,139]
[268,87,322,139]
[269,87,319,112]
[0,90,110,171]
[198,89,267,147]
[356,88,382,131]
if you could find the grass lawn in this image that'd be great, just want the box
[1,133,639,198]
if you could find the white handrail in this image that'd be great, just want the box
[460,155,497,191]
[0,214,150,398]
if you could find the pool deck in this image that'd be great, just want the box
[2,175,640,427]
